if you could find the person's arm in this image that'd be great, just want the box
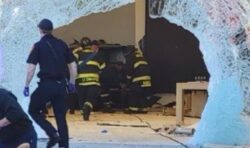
[25,64,36,87]
[0,91,26,128]
[68,61,77,84]
[0,117,11,129]
[25,44,39,87]
[65,42,77,84]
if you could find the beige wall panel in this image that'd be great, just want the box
[54,4,135,45]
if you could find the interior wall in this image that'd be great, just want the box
[145,0,209,93]
[53,3,135,45]
[135,0,146,47]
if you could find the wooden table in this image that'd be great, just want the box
[176,81,208,125]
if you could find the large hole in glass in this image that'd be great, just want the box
[0,0,250,145]
[148,0,250,145]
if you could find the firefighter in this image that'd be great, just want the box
[125,48,159,113]
[76,38,106,120]
[69,39,83,60]
[100,62,127,111]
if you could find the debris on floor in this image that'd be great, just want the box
[97,122,149,128]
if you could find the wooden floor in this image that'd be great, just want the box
[37,111,200,147]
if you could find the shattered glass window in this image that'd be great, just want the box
[149,0,250,145]
[0,0,134,137]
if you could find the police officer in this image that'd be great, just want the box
[125,48,159,113]
[24,19,77,148]
[76,38,105,120]
[0,88,37,148]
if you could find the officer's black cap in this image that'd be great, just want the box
[38,19,53,31]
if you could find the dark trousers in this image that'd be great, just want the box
[77,85,101,108]
[101,88,123,108]
[0,126,37,148]
[128,83,152,108]
[28,80,69,148]
[67,92,79,110]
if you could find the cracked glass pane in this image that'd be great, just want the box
[149,0,250,145]
[0,0,134,137]
[0,44,3,82]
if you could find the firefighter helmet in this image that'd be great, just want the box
[81,37,92,47]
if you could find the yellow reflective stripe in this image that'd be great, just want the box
[135,54,143,58]
[127,75,132,79]
[78,82,100,86]
[134,61,148,68]
[135,50,142,54]
[78,73,99,78]
[132,76,151,82]
[129,107,140,111]
[135,50,143,57]
[84,101,93,109]
[100,62,106,69]
[73,47,83,54]
[83,49,93,53]
[78,61,83,65]
[87,60,100,68]
[74,53,79,60]
[142,80,151,86]
[100,93,110,97]
[128,107,149,111]
[78,77,99,82]
[141,82,152,87]
[83,47,92,52]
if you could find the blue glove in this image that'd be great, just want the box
[23,86,29,97]
[68,83,76,93]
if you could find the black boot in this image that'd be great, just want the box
[47,132,60,148]
[102,101,115,113]
[123,108,148,114]
[145,95,161,107]
[82,104,91,121]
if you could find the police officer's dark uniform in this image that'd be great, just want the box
[66,41,83,114]
[0,88,37,148]
[76,39,105,120]
[125,48,154,113]
[27,19,75,148]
